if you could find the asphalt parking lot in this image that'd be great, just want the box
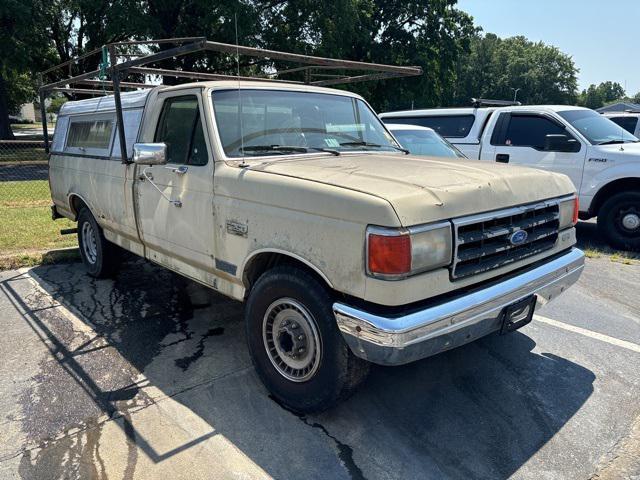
[1,224,639,479]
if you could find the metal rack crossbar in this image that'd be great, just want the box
[39,37,423,161]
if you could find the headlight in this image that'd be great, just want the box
[366,222,452,279]
[558,195,579,230]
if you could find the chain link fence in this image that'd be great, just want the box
[0,137,77,265]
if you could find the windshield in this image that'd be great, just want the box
[211,89,401,157]
[389,128,466,158]
[558,109,639,145]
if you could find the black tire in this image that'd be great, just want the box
[245,266,369,413]
[77,207,121,278]
[597,192,640,251]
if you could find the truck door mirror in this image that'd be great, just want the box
[133,143,167,165]
[544,134,580,153]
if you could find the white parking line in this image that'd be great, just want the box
[534,314,640,354]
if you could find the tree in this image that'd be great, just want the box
[46,96,68,115]
[577,81,626,109]
[453,33,579,106]
[0,0,51,138]
[259,0,477,111]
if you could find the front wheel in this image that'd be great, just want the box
[245,266,369,413]
[597,192,640,251]
[77,208,121,278]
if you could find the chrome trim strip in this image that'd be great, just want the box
[333,248,584,366]
[453,195,573,228]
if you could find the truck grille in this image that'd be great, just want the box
[451,200,560,280]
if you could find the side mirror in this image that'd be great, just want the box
[133,143,167,165]
[544,134,580,153]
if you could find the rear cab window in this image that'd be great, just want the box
[608,116,639,135]
[383,115,476,138]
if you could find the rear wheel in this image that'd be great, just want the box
[245,266,369,413]
[597,192,640,251]
[77,208,120,277]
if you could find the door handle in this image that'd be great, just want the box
[166,165,188,175]
[496,154,510,163]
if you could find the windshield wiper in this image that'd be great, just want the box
[239,145,340,156]
[240,145,306,154]
[597,140,627,145]
[339,141,410,154]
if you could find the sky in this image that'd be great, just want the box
[456,0,640,96]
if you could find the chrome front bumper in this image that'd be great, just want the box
[333,248,585,366]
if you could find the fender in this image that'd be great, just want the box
[241,248,334,289]
[582,164,640,198]
[65,192,95,221]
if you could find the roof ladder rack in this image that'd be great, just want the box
[39,37,422,162]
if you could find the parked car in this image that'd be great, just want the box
[385,123,466,158]
[49,83,584,412]
[602,111,640,138]
[381,105,640,250]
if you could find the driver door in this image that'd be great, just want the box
[134,91,215,273]
[491,112,586,191]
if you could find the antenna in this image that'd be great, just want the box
[235,14,248,167]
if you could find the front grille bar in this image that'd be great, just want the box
[451,197,568,280]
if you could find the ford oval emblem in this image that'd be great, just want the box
[509,229,528,246]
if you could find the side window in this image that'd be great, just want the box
[609,117,638,135]
[65,116,114,156]
[154,96,208,165]
[502,115,566,150]
[386,115,475,138]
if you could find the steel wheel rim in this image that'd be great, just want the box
[81,221,98,264]
[621,212,640,232]
[262,298,322,382]
[617,205,640,234]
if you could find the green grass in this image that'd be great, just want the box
[10,123,55,131]
[0,180,76,260]
[580,242,639,264]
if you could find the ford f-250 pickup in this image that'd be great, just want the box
[48,82,584,412]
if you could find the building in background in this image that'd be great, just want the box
[597,102,640,113]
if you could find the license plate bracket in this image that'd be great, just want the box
[499,295,536,335]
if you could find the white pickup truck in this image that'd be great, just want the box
[381,105,640,250]
[48,82,584,412]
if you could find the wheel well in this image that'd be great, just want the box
[590,178,640,217]
[242,252,332,297]
[68,194,88,220]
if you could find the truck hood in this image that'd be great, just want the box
[248,153,575,226]
[593,142,640,159]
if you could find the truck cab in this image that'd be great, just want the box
[381,105,640,250]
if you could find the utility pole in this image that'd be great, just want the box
[511,88,521,103]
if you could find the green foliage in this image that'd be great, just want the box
[5,72,36,115]
[454,33,579,106]
[259,0,477,111]
[577,81,626,109]
[46,96,68,114]
[1,0,591,131]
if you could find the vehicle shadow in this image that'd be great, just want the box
[576,220,640,259]
[15,259,595,479]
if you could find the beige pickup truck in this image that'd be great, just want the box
[49,81,584,412]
